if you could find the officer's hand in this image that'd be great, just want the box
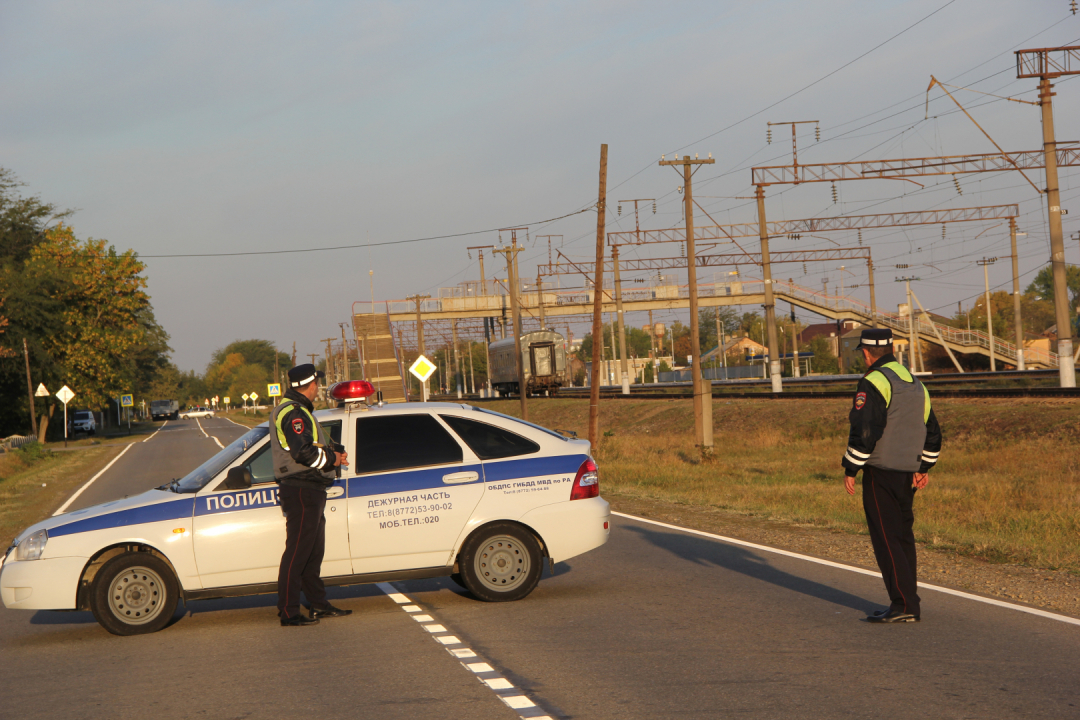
[913,472,929,490]
[333,451,347,467]
[844,475,856,495]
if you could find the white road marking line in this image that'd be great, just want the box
[142,420,168,443]
[223,416,247,428]
[195,418,209,438]
[211,436,224,449]
[53,443,135,516]
[612,511,1080,627]
[376,582,550,719]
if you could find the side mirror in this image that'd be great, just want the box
[221,467,253,490]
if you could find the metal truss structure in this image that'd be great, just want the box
[1016,45,1080,78]
[606,204,1018,246]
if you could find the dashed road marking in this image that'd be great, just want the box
[613,511,1080,627]
[376,582,553,719]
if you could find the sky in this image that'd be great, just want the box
[3,0,1080,372]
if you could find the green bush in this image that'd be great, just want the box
[15,442,52,463]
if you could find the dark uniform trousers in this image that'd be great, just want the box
[277,484,329,619]
[862,466,920,617]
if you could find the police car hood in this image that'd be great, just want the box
[12,488,182,545]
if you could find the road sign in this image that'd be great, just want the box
[267,383,281,397]
[121,394,133,407]
[409,355,436,382]
[223,396,230,404]
[56,385,74,404]
[250,392,259,401]
[34,383,49,397]
[242,393,249,400]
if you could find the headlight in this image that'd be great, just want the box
[16,529,48,561]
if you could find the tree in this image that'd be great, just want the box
[1025,264,1080,309]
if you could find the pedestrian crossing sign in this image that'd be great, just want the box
[268,383,282,397]
[121,394,133,407]
[409,355,436,382]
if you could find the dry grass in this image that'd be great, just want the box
[0,444,121,546]
[484,397,1080,574]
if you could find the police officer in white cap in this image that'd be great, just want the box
[271,363,350,626]
[841,328,942,623]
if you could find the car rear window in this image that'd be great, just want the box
[354,414,463,475]
[439,415,540,460]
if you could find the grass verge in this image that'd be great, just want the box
[0,442,124,546]
[484,397,1080,575]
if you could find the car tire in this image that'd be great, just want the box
[458,523,542,602]
[90,552,179,636]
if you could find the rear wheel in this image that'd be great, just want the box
[459,523,542,602]
[90,552,178,636]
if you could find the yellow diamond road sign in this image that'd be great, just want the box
[409,355,436,382]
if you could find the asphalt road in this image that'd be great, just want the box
[2,417,1078,719]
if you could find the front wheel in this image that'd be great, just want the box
[90,552,179,635]
[458,523,542,602]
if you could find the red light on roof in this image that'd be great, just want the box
[329,381,376,401]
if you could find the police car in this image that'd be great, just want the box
[0,381,610,635]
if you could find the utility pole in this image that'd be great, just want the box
[307,353,318,366]
[452,319,462,398]
[23,338,35,434]
[1010,217,1026,370]
[896,278,920,371]
[978,257,998,372]
[291,341,296,366]
[321,338,335,383]
[407,294,430,400]
[589,144,608,448]
[755,186,784,393]
[660,152,715,454]
[536,235,562,268]
[1016,46,1079,386]
[494,230,528,420]
[536,271,546,330]
[468,246,495,296]
[339,323,351,381]
[612,244,630,394]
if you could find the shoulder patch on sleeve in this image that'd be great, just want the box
[854,391,867,410]
[291,417,305,434]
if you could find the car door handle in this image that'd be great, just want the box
[326,486,345,498]
[442,471,479,485]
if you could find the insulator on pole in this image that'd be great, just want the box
[942,224,947,239]
[858,229,863,246]
[803,263,808,274]
[652,201,657,214]
[953,176,963,195]
[831,182,838,203]
[815,124,821,142]
[617,204,622,216]
[767,128,772,144]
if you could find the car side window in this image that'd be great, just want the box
[354,414,463,475]
[439,415,540,460]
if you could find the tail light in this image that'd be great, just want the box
[570,457,599,500]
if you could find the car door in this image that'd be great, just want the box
[347,412,484,574]
[192,420,351,588]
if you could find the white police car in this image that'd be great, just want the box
[0,381,610,635]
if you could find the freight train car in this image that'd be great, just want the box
[488,330,568,396]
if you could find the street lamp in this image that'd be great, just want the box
[977,257,999,372]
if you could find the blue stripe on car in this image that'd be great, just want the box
[480,454,586,483]
[49,498,196,538]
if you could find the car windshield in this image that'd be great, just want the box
[74,412,91,420]
[472,407,568,441]
[172,426,269,493]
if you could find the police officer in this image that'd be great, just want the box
[272,363,351,627]
[841,328,942,624]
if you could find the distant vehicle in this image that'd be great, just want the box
[180,407,215,419]
[150,400,179,421]
[69,411,96,436]
[489,330,568,397]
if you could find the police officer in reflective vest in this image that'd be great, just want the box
[842,328,942,624]
[272,364,351,627]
